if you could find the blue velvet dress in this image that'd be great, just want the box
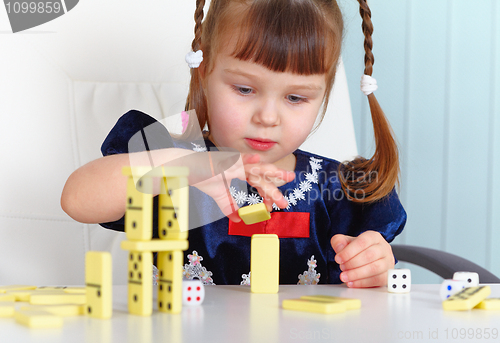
[100,110,407,285]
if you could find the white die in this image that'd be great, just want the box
[440,279,467,300]
[182,280,205,306]
[453,272,479,287]
[387,269,411,293]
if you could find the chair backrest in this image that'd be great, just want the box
[0,0,357,285]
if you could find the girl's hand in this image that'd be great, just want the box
[241,154,295,212]
[187,152,294,222]
[330,231,395,288]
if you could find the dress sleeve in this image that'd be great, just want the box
[99,110,175,233]
[353,189,407,243]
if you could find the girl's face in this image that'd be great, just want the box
[204,52,326,169]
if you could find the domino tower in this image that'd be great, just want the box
[121,166,189,316]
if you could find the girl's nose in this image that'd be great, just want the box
[252,100,280,127]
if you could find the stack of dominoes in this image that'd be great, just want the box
[120,166,189,316]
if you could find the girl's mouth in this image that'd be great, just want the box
[245,138,276,151]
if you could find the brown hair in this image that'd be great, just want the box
[339,0,400,203]
[184,0,399,203]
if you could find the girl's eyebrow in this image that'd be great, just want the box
[223,68,256,79]
[223,68,324,92]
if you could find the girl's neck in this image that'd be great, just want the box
[274,153,297,172]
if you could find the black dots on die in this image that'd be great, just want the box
[403,274,407,279]
[392,274,397,279]
[392,284,397,289]
[468,278,472,283]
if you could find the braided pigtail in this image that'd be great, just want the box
[339,0,400,203]
[184,0,207,139]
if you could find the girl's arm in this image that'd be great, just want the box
[61,148,197,224]
[61,149,294,224]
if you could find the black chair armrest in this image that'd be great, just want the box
[391,244,500,283]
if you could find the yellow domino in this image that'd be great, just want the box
[124,174,154,241]
[0,285,36,293]
[300,295,362,310]
[29,291,86,305]
[36,286,69,291]
[86,251,113,319]
[157,251,183,314]
[19,304,85,316]
[158,176,189,240]
[128,251,153,316]
[238,203,271,225]
[475,298,500,310]
[282,298,347,314]
[63,287,87,294]
[0,294,16,302]
[251,234,279,293]
[0,302,16,317]
[6,290,34,302]
[15,310,63,328]
[443,286,491,311]
[121,239,188,252]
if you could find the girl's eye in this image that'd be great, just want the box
[234,86,253,95]
[287,94,308,104]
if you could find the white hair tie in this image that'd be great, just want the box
[360,74,378,96]
[185,50,203,68]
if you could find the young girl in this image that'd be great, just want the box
[61,0,406,288]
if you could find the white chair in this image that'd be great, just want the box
[0,0,357,285]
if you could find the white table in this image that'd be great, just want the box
[1,284,499,343]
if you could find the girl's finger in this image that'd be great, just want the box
[339,258,388,284]
[344,271,388,288]
[242,153,260,164]
[251,182,287,209]
[330,234,355,254]
[334,231,382,265]
[338,244,391,271]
